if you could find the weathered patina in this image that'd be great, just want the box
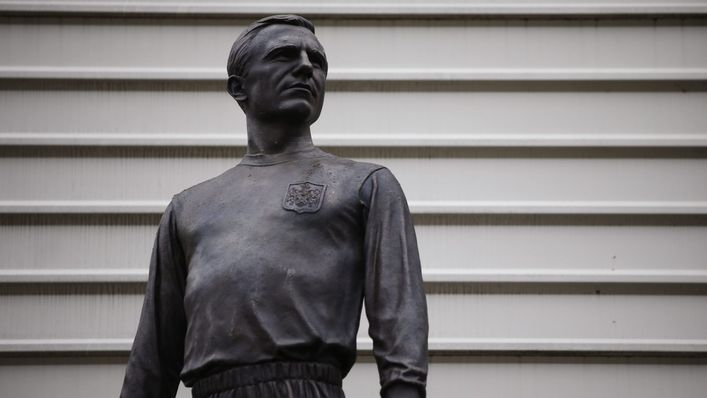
[121,15,428,398]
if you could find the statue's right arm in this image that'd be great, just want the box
[120,201,188,398]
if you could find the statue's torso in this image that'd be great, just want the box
[172,147,382,383]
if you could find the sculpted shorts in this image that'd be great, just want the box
[191,362,345,398]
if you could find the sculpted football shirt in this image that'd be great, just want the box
[121,146,428,397]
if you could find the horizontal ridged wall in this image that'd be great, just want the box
[1,2,706,397]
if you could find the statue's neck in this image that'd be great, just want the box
[245,118,314,155]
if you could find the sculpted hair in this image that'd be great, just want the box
[227,14,316,78]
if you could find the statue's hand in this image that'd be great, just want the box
[383,383,424,398]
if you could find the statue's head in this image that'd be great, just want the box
[227,15,328,126]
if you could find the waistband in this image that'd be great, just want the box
[191,361,343,397]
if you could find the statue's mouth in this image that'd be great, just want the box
[288,82,315,96]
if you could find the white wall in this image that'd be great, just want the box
[1,1,706,397]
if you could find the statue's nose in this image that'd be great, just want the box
[293,50,313,77]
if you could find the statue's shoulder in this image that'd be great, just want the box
[171,165,239,207]
[316,150,385,180]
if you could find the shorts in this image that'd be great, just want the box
[191,361,345,398]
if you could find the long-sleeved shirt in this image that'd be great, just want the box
[121,146,428,398]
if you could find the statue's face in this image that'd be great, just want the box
[241,24,327,124]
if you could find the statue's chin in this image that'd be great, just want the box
[271,101,322,125]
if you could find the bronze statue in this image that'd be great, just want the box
[121,15,428,398]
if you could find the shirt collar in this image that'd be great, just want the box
[239,146,331,166]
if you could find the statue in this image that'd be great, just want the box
[120,15,428,398]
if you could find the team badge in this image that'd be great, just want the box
[282,182,327,214]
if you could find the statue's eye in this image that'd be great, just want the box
[308,52,327,70]
[268,47,298,61]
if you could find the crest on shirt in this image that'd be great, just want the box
[282,182,327,214]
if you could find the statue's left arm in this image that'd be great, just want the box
[360,167,429,398]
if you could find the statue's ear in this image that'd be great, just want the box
[227,75,247,102]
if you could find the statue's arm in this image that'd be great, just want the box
[120,201,188,398]
[360,167,429,398]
